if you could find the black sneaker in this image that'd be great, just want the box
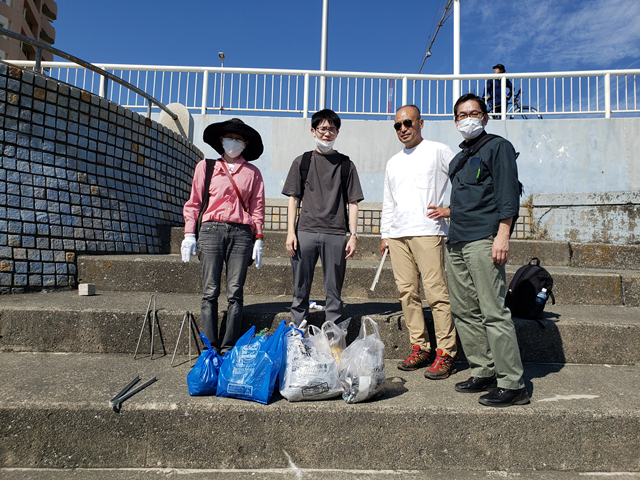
[478,387,530,407]
[454,376,497,393]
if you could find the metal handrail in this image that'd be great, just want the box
[6,53,638,120]
[0,26,176,120]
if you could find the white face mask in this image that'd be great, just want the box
[314,137,335,153]
[222,138,246,158]
[457,117,485,140]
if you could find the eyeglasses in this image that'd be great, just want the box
[393,119,414,131]
[315,127,338,134]
[455,111,484,120]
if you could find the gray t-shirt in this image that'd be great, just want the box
[282,150,364,235]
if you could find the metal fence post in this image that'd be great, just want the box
[402,77,408,106]
[303,73,310,119]
[201,70,209,115]
[34,47,42,73]
[99,69,108,98]
[501,76,507,121]
[604,73,611,119]
[219,70,225,114]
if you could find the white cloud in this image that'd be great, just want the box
[464,0,640,71]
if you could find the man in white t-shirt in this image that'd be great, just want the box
[380,105,458,379]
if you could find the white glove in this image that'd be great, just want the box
[252,239,263,269]
[181,234,197,262]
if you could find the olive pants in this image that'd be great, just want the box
[446,237,524,390]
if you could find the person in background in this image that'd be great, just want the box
[445,93,529,407]
[181,119,265,354]
[380,105,458,379]
[484,63,513,115]
[282,109,364,327]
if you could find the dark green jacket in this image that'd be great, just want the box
[448,131,521,244]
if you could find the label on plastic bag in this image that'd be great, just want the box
[301,382,330,397]
[238,343,261,364]
[227,383,253,396]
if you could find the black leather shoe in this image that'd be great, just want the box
[478,387,530,407]
[454,376,497,393]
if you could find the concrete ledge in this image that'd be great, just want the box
[1,292,638,365]
[533,191,640,207]
[3,469,639,480]
[170,228,638,269]
[0,353,638,472]
[76,254,640,307]
[570,243,640,270]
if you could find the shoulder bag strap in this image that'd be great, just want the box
[196,159,216,239]
[450,134,499,181]
[219,160,249,212]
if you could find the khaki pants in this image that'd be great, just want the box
[446,237,524,390]
[387,236,457,357]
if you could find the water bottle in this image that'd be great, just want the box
[534,288,548,317]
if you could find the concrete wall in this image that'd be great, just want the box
[0,63,202,292]
[186,114,639,243]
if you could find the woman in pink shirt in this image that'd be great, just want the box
[181,119,265,354]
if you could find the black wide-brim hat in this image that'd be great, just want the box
[203,119,264,161]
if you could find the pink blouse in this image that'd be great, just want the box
[183,157,265,236]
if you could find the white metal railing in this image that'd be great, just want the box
[6,61,639,120]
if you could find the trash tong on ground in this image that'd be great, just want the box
[109,375,157,413]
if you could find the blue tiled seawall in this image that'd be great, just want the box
[0,63,203,293]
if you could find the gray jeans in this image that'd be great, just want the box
[197,221,253,353]
[290,230,348,326]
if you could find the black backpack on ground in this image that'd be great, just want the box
[505,257,555,322]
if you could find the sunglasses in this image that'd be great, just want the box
[393,119,414,131]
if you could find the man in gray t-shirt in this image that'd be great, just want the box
[282,109,364,326]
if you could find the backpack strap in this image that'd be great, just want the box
[450,134,499,182]
[299,151,313,200]
[340,154,351,231]
[196,158,216,239]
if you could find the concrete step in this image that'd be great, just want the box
[1,352,638,472]
[1,291,638,365]
[170,228,640,269]
[2,468,640,480]
[76,254,640,307]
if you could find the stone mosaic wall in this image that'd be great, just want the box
[264,199,531,238]
[0,63,202,293]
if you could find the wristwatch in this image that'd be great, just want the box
[350,232,358,238]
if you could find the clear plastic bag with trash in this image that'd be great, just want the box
[279,324,343,401]
[337,317,385,403]
[321,317,350,362]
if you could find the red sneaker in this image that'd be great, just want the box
[424,349,457,380]
[397,345,431,371]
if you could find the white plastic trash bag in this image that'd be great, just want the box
[322,318,350,363]
[338,317,385,403]
[279,325,343,402]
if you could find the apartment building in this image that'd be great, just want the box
[0,0,57,61]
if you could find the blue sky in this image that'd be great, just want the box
[52,0,640,75]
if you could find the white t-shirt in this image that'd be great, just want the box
[381,139,456,238]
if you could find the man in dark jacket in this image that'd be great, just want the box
[444,93,528,407]
[484,63,513,115]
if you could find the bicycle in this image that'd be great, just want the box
[487,89,542,119]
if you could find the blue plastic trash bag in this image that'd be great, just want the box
[216,320,287,404]
[187,334,224,396]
